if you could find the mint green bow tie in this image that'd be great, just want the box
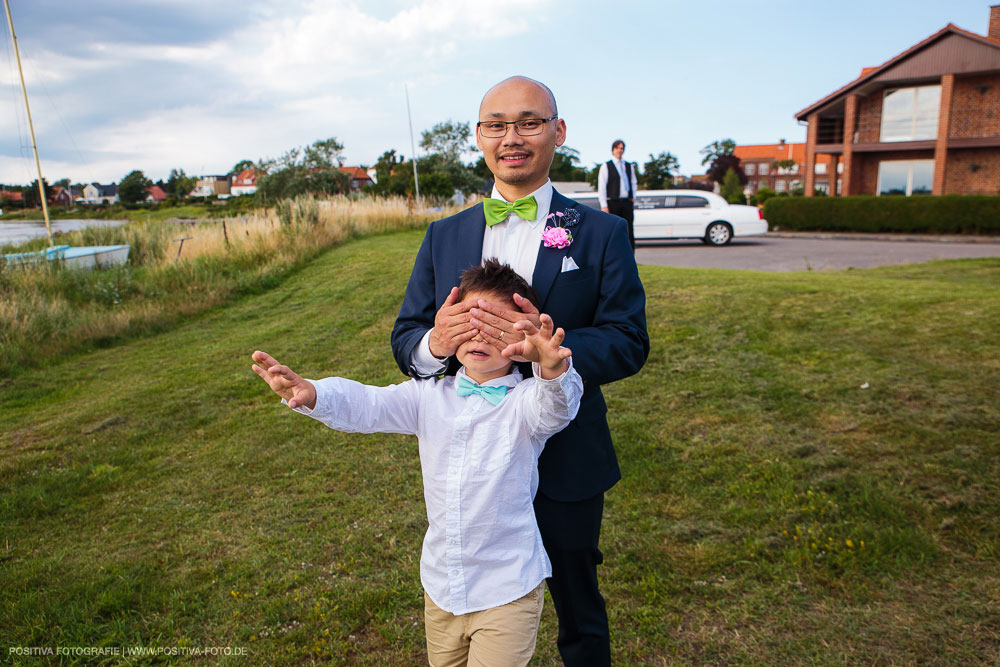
[483,195,538,227]
[456,376,508,406]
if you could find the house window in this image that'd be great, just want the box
[759,163,769,176]
[775,180,787,192]
[877,160,934,196]
[814,163,827,175]
[880,85,940,142]
[745,163,756,176]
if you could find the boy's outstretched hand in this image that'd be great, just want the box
[501,313,571,380]
[251,350,317,410]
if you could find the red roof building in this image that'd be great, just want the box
[145,185,167,202]
[338,166,374,191]
[231,169,258,196]
[795,5,1000,196]
[735,140,840,195]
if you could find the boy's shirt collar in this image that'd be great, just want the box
[455,365,522,389]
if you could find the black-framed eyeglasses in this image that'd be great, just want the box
[476,115,558,138]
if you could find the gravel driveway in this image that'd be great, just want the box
[635,233,1000,272]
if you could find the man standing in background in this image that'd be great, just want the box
[597,140,639,251]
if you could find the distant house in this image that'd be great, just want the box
[734,140,839,195]
[0,189,24,204]
[192,175,231,198]
[145,185,167,203]
[338,166,374,191]
[49,186,74,206]
[230,169,258,196]
[82,183,119,205]
[796,5,1000,196]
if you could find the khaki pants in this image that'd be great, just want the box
[424,582,545,667]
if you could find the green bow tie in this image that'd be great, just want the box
[483,195,538,227]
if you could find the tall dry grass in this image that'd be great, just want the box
[0,195,460,376]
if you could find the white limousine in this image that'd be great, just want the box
[570,189,768,246]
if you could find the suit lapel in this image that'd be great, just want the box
[531,190,573,309]
[454,203,487,283]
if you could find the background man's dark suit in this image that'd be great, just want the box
[392,189,649,665]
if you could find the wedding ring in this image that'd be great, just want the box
[498,331,505,341]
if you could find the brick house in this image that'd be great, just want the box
[735,140,838,195]
[338,166,374,191]
[796,5,1000,196]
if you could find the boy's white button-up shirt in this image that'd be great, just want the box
[292,361,582,615]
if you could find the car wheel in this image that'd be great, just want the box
[705,222,732,246]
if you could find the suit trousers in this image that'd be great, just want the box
[534,492,610,667]
[607,199,635,251]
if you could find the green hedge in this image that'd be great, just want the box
[763,195,1000,235]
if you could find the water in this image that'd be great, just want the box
[0,219,128,248]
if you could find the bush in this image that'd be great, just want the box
[763,195,1000,235]
[750,187,777,206]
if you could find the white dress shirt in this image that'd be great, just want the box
[597,158,639,208]
[410,181,555,376]
[290,361,583,615]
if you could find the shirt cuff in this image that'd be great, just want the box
[531,357,574,385]
[280,379,318,415]
[410,329,448,376]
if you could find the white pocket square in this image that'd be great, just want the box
[561,256,580,272]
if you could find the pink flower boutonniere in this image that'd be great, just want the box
[542,226,573,249]
[543,207,581,249]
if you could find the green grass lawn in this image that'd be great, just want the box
[2,231,998,665]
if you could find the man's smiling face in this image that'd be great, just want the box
[475,77,566,200]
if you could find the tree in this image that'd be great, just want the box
[586,163,601,189]
[230,159,256,176]
[699,138,736,166]
[165,168,196,198]
[549,146,587,182]
[22,178,50,209]
[372,150,403,188]
[420,121,472,163]
[640,152,679,190]
[720,168,746,204]
[302,138,345,170]
[118,170,151,204]
[773,158,797,174]
[707,154,746,186]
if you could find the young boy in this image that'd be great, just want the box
[251,260,583,667]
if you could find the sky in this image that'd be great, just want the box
[0,0,995,186]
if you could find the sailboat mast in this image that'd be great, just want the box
[4,0,54,249]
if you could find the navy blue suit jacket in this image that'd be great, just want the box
[391,190,649,501]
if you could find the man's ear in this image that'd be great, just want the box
[555,119,567,147]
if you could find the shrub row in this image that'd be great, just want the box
[763,195,1000,235]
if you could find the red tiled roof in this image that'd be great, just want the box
[145,185,167,201]
[338,166,371,180]
[734,143,833,165]
[232,169,257,187]
[0,189,24,202]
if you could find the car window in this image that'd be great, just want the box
[574,196,601,211]
[634,196,667,209]
[675,196,709,208]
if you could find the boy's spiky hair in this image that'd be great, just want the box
[456,259,540,306]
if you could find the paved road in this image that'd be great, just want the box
[635,233,1000,272]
